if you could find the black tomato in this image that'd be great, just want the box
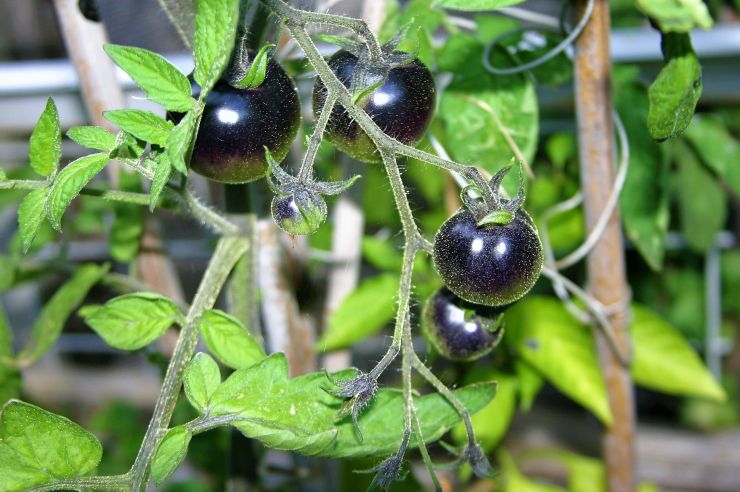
[422,287,505,362]
[312,50,435,163]
[175,59,300,184]
[271,190,327,236]
[433,208,543,307]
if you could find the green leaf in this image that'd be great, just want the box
[331,382,495,459]
[206,353,495,458]
[0,168,6,180]
[636,0,713,33]
[152,425,192,485]
[0,305,20,405]
[453,370,514,452]
[149,153,172,211]
[167,105,202,175]
[16,264,107,365]
[648,33,702,142]
[233,44,273,89]
[674,140,726,252]
[318,274,398,351]
[28,97,61,177]
[81,292,183,350]
[631,304,725,400]
[104,110,174,147]
[504,296,612,424]
[438,34,538,175]
[67,126,117,152]
[684,116,740,195]
[0,400,102,490]
[46,153,110,231]
[514,360,543,412]
[432,0,525,10]
[103,44,194,112]
[361,236,403,271]
[616,82,669,270]
[499,449,567,492]
[193,0,239,92]
[18,188,48,253]
[184,353,221,414]
[109,170,144,263]
[198,309,266,370]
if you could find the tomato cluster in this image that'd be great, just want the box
[185,47,542,363]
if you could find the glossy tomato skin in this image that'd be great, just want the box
[176,59,300,184]
[312,50,435,163]
[433,208,543,307]
[422,287,505,362]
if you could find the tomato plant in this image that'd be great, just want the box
[0,0,735,490]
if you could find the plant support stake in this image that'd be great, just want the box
[574,0,636,490]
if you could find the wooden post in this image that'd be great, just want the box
[573,1,636,490]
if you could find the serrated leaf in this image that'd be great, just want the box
[46,153,109,231]
[616,83,669,270]
[18,188,48,253]
[199,309,266,370]
[318,274,398,352]
[206,353,495,458]
[504,296,612,424]
[452,370,514,452]
[233,44,273,89]
[81,292,182,350]
[28,98,61,177]
[631,304,725,400]
[648,33,702,142]
[167,106,201,175]
[109,170,144,262]
[184,353,221,414]
[67,126,117,152]
[104,110,174,147]
[104,44,194,112]
[432,0,525,10]
[636,0,713,33]
[149,154,172,211]
[0,400,102,491]
[193,0,239,92]
[152,425,192,485]
[439,34,538,176]
[16,264,107,365]
[674,140,726,252]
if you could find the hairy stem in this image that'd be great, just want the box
[30,474,132,492]
[129,236,249,490]
[298,93,336,182]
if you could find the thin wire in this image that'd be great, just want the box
[554,111,630,269]
[482,0,595,75]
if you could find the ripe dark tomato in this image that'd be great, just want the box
[433,208,543,307]
[312,50,435,163]
[175,59,300,184]
[422,287,505,362]
[271,189,327,236]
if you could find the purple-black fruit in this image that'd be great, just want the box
[312,50,435,163]
[433,208,543,307]
[271,189,327,236]
[175,58,300,184]
[422,287,505,362]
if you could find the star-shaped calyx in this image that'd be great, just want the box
[266,150,359,236]
[461,165,526,227]
[323,369,377,442]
